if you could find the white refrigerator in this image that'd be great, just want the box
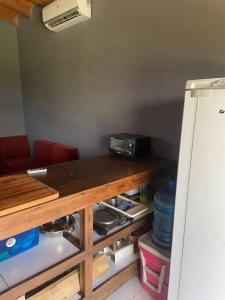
[168,78,225,300]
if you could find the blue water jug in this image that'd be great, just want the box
[152,180,176,249]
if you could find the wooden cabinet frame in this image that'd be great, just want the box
[0,155,170,300]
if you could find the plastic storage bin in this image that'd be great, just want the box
[152,180,176,249]
[0,228,40,262]
[139,232,171,300]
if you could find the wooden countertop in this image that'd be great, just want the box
[0,155,170,240]
[36,155,169,197]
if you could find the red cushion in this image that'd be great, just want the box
[34,140,54,163]
[34,159,50,168]
[50,143,79,164]
[0,157,38,173]
[0,135,30,160]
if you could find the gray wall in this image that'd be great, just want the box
[0,21,25,136]
[18,0,225,159]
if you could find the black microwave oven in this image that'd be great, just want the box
[109,133,151,158]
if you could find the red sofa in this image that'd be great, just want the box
[0,135,79,174]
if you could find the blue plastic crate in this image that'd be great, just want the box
[0,228,40,262]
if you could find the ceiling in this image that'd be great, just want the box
[0,0,54,25]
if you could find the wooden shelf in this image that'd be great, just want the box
[0,155,171,300]
[93,253,139,289]
[91,261,138,300]
[0,216,146,293]
[0,217,148,300]
[0,234,80,288]
[70,210,152,246]
[70,253,139,300]
[68,212,132,243]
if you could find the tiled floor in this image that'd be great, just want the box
[106,276,154,300]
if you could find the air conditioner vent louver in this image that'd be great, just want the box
[45,8,80,29]
[42,0,91,32]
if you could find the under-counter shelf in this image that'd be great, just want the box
[0,233,80,288]
[93,253,139,289]
[69,212,133,244]
[100,194,151,220]
[70,205,153,245]
[0,156,169,300]
[0,275,7,293]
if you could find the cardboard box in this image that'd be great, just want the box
[28,255,109,300]
[28,270,80,300]
[93,254,109,279]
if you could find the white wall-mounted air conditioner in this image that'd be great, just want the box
[42,0,91,32]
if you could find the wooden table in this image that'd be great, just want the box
[0,155,170,300]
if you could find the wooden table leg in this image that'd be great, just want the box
[80,256,93,299]
[80,206,93,250]
[80,206,93,298]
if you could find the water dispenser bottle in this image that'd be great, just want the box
[152,180,176,249]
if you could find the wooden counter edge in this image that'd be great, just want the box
[0,166,165,240]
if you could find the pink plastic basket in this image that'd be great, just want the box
[139,232,171,300]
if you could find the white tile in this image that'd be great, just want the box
[106,276,142,300]
[0,275,7,292]
[126,276,142,293]
[69,293,81,300]
[93,254,139,289]
[133,288,154,300]
[0,234,80,287]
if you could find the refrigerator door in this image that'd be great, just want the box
[168,92,198,300]
[179,96,225,300]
